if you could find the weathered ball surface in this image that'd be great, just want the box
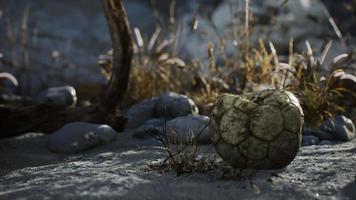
[210,90,304,169]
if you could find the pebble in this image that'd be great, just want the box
[302,135,320,146]
[124,98,158,130]
[155,92,199,118]
[35,86,77,107]
[133,118,166,139]
[48,122,117,154]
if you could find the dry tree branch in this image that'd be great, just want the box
[101,0,133,112]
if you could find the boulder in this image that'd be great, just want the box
[303,127,333,140]
[48,122,117,154]
[320,116,356,141]
[165,115,210,145]
[319,140,333,145]
[133,118,166,139]
[302,135,319,146]
[35,86,77,107]
[124,98,158,130]
[155,92,199,118]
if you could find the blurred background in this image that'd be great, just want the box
[0,0,355,126]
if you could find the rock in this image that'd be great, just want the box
[303,127,333,140]
[35,86,77,107]
[124,1,156,34]
[165,115,210,145]
[133,118,166,139]
[319,140,333,146]
[302,135,320,146]
[155,92,199,118]
[320,116,356,141]
[0,72,18,94]
[322,0,356,36]
[48,122,117,154]
[257,0,329,51]
[125,92,199,131]
[349,108,356,126]
[124,98,158,130]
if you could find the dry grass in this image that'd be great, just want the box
[98,1,355,126]
[287,41,355,127]
[146,121,217,176]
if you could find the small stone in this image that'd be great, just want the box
[302,135,320,146]
[133,118,166,139]
[35,86,77,107]
[320,115,356,141]
[124,98,158,130]
[303,127,333,141]
[165,115,210,145]
[319,140,333,146]
[48,122,117,154]
[155,92,199,118]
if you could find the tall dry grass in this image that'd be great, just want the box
[100,1,356,126]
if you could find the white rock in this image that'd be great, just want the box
[48,122,117,154]
[35,86,77,107]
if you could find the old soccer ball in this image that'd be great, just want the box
[210,90,304,169]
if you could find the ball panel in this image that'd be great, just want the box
[238,136,269,160]
[284,91,304,116]
[269,131,299,169]
[211,100,225,119]
[298,117,304,144]
[246,158,274,169]
[209,119,221,144]
[263,92,291,109]
[283,104,303,133]
[220,93,237,110]
[220,109,249,145]
[215,141,247,168]
[243,90,271,101]
[250,105,284,141]
[234,97,258,113]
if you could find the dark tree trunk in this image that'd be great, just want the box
[101,0,133,112]
[0,0,133,139]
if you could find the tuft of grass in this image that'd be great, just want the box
[147,120,218,176]
[287,41,355,127]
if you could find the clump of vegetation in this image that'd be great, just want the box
[287,42,355,127]
[147,122,218,176]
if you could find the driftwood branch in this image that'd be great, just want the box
[0,0,133,139]
[101,0,133,111]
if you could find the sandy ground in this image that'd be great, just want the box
[0,131,355,200]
